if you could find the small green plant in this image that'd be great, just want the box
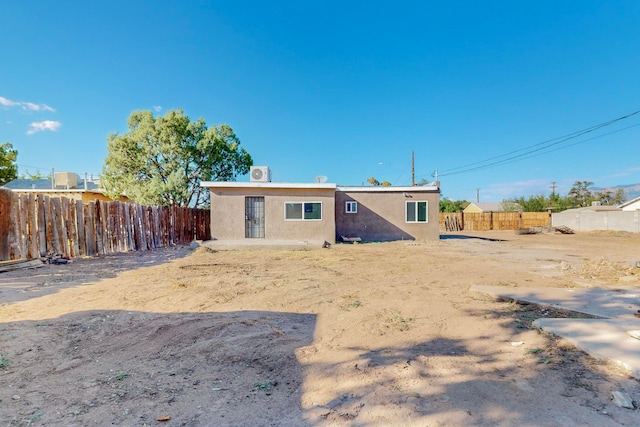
[527,347,543,355]
[0,353,10,369]
[349,300,362,308]
[388,313,414,331]
[254,379,275,392]
[115,373,129,381]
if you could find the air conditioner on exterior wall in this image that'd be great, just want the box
[250,166,270,182]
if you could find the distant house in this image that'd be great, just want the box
[619,196,640,211]
[463,202,522,213]
[201,168,440,244]
[1,172,127,204]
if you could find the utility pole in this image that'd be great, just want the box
[476,188,480,203]
[411,151,415,186]
[550,181,557,198]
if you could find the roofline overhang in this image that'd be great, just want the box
[337,186,439,192]
[200,181,337,189]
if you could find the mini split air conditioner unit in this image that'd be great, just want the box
[250,166,270,182]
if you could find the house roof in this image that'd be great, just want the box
[2,178,101,191]
[200,182,439,192]
[201,181,337,189]
[618,196,640,209]
[337,185,439,192]
[562,205,622,213]
[465,202,505,212]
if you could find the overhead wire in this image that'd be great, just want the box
[426,110,640,179]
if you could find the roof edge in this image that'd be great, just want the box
[200,181,337,189]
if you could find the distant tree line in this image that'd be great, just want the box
[439,180,627,213]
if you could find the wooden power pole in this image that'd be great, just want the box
[411,151,415,186]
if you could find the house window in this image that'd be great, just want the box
[285,202,322,220]
[406,201,428,223]
[345,201,357,213]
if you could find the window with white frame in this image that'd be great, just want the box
[285,202,322,220]
[345,201,357,213]
[406,201,428,223]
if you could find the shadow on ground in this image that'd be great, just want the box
[0,246,193,304]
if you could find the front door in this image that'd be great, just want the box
[245,196,265,238]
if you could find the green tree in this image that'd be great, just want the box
[567,180,594,207]
[593,188,626,206]
[102,109,252,207]
[439,198,469,212]
[0,143,18,186]
[507,195,547,212]
[19,170,50,180]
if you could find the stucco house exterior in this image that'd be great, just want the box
[201,178,440,244]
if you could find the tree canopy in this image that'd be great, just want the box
[0,143,18,186]
[503,180,627,212]
[102,109,252,207]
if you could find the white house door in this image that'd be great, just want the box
[245,197,265,238]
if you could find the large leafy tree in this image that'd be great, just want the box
[567,180,594,207]
[0,142,18,186]
[102,109,252,207]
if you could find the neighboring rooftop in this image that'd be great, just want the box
[2,172,101,191]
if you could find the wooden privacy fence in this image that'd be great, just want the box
[0,188,211,261]
[439,211,551,232]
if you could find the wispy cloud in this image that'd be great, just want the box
[27,120,61,135]
[609,166,640,178]
[153,105,162,112]
[0,96,55,112]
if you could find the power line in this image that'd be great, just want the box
[431,110,640,178]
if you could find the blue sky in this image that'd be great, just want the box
[2,1,639,202]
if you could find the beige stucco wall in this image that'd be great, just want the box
[335,189,440,241]
[209,187,336,242]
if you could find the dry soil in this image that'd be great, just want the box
[1,230,640,426]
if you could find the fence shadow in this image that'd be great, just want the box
[0,247,194,304]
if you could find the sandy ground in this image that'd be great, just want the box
[1,230,640,426]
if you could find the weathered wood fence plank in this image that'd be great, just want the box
[439,211,551,231]
[0,191,210,261]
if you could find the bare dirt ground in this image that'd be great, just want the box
[1,230,640,426]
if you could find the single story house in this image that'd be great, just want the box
[2,172,128,204]
[201,173,440,244]
[463,202,522,213]
[619,196,640,211]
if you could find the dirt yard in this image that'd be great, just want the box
[1,230,640,426]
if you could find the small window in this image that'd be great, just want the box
[345,201,357,213]
[406,201,428,223]
[285,202,322,220]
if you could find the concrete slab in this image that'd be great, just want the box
[471,285,640,378]
[534,318,640,378]
[470,285,640,318]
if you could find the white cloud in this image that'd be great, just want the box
[0,96,55,112]
[153,105,162,112]
[0,96,19,107]
[27,120,61,135]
